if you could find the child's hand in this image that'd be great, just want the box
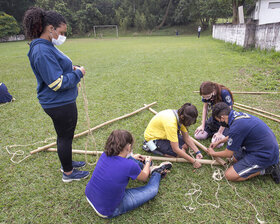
[196,152,203,159]
[145,156,152,165]
[133,154,145,162]
[193,160,201,168]
[195,125,204,135]
[207,147,215,156]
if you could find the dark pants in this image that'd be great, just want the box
[44,102,77,172]
[155,134,185,157]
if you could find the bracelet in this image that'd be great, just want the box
[195,150,201,155]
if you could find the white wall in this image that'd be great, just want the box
[212,24,247,47]
[256,0,280,25]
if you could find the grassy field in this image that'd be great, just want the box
[0,34,279,224]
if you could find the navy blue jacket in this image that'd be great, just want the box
[28,38,83,109]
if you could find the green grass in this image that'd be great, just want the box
[0,34,279,223]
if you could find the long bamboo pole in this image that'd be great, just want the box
[144,105,226,166]
[233,104,280,123]
[30,102,157,155]
[193,91,279,95]
[235,102,280,119]
[46,148,221,165]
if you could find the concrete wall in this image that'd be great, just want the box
[212,23,280,51]
[0,35,25,42]
[255,22,280,51]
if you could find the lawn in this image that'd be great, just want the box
[0,34,279,224]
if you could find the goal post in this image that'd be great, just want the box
[93,25,118,38]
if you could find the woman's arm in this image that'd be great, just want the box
[195,103,208,134]
[136,156,152,182]
[170,142,201,168]
[182,131,203,159]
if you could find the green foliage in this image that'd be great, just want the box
[25,0,235,35]
[134,11,147,31]
[0,12,20,38]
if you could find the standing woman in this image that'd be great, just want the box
[23,7,89,182]
[194,81,234,147]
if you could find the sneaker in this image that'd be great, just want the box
[266,163,280,184]
[62,169,90,183]
[150,162,172,178]
[60,161,86,172]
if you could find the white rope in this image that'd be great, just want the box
[4,137,55,164]
[184,152,265,224]
[80,78,99,166]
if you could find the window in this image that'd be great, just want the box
[268,2,280,8]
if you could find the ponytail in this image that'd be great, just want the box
[23,7,66,40]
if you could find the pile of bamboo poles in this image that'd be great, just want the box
[234,102,280,124]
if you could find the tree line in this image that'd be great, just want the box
[0,0,255,37]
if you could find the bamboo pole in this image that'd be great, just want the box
[235,102,280,119]
[193,91,279,95]
[233,105,280,123]
[30,102,157,155]
[144,105,226,166]
[46,148,221,165]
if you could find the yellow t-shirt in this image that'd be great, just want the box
[144,109,188,142]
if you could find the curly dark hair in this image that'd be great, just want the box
[178,103,198,127]
[23,7,66,39]
[199,81,234,104]
[212,102,231,119]
[104,130,134,156]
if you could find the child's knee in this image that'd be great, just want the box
[194,131,208,140]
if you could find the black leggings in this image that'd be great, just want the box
[44,102,77,172]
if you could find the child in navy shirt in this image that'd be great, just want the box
[85,130,172,218]
[194,81,234,148]
[208,102,280,183]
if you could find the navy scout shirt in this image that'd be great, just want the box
[227,110,279,166]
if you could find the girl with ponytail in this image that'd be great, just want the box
[194,81,234,147]
[23,7,89,182]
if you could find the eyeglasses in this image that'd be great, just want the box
[202,93,214,101]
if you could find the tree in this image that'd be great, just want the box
[0,0,35,23]
[0,12,20,38]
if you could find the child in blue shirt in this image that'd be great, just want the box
[85,130,172,218]
[194,81,234,148]
[208,102,280,183]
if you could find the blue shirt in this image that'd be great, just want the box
[85,153,141,216]
[227,110,279,166]
[27,39,83,109]
[0,83,13,103]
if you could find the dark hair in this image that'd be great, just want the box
[23,7,66,39]
[199,81,234,104]
[178,103,198,127]
[212,102,231,119]
[104,130,134,156]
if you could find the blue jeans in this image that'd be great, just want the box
[108,157,161,218]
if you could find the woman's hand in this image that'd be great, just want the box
[76,66,86,76]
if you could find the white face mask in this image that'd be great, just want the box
[52,34,66,46]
